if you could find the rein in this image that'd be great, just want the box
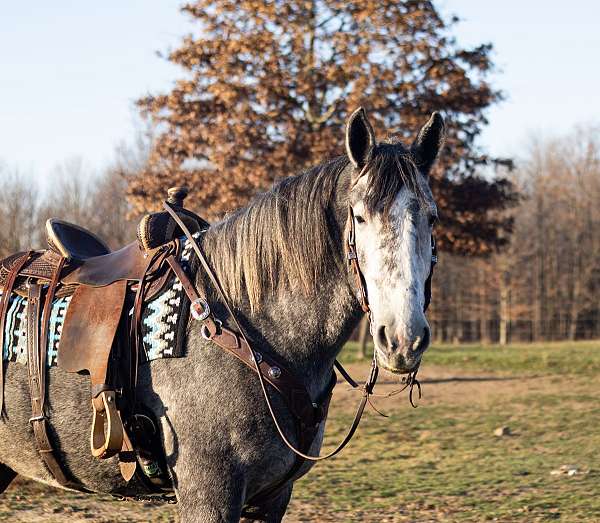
[163,195,437,461]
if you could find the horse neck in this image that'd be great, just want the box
[198,207,362,398]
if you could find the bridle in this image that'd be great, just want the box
[345,200,437,406]
[346,199,438,316]
[162,184,438,463]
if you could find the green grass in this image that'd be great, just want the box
[290,339,600,521]
[340,340,600,375]
[293,378,600,522]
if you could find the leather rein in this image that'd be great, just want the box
[162,199,437,462]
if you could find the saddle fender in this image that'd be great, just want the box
[59,281,128,461]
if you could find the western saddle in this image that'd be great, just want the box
[0,186,345,508]
[0,187,208,490]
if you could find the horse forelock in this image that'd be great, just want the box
[362,141,428,218]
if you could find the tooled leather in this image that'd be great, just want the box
[26,282,72,487]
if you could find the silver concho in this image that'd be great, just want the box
[191,298,211,321]
[268,366,281,379]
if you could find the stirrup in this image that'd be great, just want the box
[90,391,124,459]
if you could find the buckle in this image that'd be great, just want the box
[191,298,211,321]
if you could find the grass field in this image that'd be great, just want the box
[1,341,599,522]
[342,340,600,375]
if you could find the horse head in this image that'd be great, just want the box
[345,107,444,374]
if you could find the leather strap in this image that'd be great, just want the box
[346,207,370,313]
[245,377,336,509]
[165,255,324,427]
[26,282,71,486]
[39,257,65,413]
[423,235,437,312]
[163,202,378,461]
[131,246,173,403]
[0,251,33,414]
[334,359,360,388]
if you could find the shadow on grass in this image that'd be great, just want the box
[366,375,529,386]
[420,375,532,385]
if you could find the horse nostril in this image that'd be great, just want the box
[376,325,397,351]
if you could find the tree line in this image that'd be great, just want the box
[0,144,142,257]
[2,1,596,344]
[430,128,600,344]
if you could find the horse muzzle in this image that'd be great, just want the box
[373,322,430,374]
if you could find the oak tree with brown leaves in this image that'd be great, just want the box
[131,0,517,255]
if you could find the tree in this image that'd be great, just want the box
[131,0,517,255]
[0,166,39,255]
[37,154,140,251]
[427,126,600,344]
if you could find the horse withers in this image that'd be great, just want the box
[0,108,444,522]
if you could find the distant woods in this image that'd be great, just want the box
[0,146,142,257]
[429,127,600,343]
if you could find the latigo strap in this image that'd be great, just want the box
[26,281,73,486]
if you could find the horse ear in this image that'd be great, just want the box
[412,112,445,176]
[345,107,376,170]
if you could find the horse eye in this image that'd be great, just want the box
[355,215,366,224]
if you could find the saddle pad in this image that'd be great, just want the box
[1,292,71,367]
[140,232,198,362]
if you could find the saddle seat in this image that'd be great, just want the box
[46,219,111,262]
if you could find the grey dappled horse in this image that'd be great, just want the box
[0,108,444,522]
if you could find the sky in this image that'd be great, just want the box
[0,1,598,186]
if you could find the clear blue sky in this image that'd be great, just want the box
[1,1,598,186]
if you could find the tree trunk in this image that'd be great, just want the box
[533,192,546,341]
[499,268,510,345]
[479,265,491,344]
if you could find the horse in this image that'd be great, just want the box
[0,107,444,522]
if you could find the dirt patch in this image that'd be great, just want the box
[0,478,176,522]
[331,363,572,411]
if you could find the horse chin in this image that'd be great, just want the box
[374,349,421,375]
